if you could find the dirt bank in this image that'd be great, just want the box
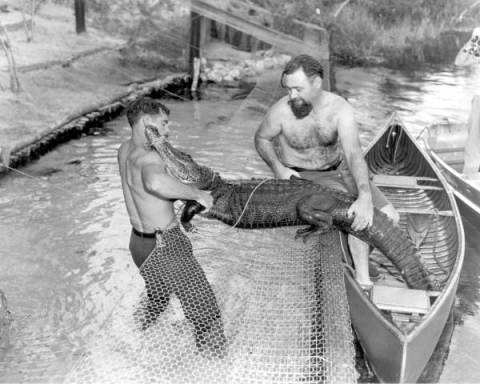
[0,2,186,172]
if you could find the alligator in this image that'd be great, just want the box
[145,126,435,290]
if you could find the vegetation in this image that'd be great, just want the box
[44,0,480,68]
[254,0,480,67]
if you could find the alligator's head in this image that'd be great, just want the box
[145,124,220,190]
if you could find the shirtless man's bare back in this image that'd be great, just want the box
[118,97,225,355]
[255,55,400,287]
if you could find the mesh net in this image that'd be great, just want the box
[65,226,356,384]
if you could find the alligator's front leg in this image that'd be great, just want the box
[297,193,344,232]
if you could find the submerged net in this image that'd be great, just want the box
[65,226,356,384]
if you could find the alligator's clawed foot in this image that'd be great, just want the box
[295,224,332,244]
[181,221,196,232]
[295,225,318,242]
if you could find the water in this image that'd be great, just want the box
[0,64,479,382]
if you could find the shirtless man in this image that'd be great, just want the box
[118,97,226,355]
[463,95,480,174]
[255,55,399,287]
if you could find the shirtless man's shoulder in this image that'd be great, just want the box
[117,140,130,160]
[118,141,161,167]
[320,91,351,113]
[266,96,291,122]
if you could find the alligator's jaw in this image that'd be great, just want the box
[145,126,218,188]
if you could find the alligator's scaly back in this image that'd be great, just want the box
[205,178,321,228]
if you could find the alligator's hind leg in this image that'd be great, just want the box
[297,194,335,227]
[296,194,336,243]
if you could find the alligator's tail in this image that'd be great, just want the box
[351,208,434,290]
[297,194,435,290]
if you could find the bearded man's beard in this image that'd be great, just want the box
[288,98,313,119]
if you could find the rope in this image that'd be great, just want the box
[228,177,271,229]
[0,162,75,194]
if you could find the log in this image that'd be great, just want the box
[5,74,189,170]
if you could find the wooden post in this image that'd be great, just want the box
[191,57,201,92]
[189,11,201,72]
[0,21,21,93]
[189,12,209,81]
[74,0,86,34]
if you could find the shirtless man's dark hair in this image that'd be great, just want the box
[126,97,170,127]
[280,54,324,88]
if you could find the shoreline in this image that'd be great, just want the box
[0,3,190,175]
[1,74,190,173]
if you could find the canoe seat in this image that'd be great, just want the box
[396,208,454,216]
[432,147,463,155]
[373,174,443,190]
[371,285,430,314]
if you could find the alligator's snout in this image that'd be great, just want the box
[145,124,168,146]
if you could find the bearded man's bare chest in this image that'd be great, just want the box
[282,118,338,150]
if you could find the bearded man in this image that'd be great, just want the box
[254,55,399,287]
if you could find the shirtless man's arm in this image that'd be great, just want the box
[141,156,213,211]
[336,103,373,231]
[255,102,300,180]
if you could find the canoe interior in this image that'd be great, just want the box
[344,116,464,383]
[366,120,459,292]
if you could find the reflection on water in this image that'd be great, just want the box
[336,65,480,145]
[0,64,479,382]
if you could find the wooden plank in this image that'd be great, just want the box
[371,285,430,314]
[191,0,329,60]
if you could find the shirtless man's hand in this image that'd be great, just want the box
[275,166,300,180]
[347,194,374,231]
[196,190,214,212]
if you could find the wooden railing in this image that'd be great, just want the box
[188,0,332,90]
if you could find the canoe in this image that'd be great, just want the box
[423,121,480,225]
[343,113,465,383]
